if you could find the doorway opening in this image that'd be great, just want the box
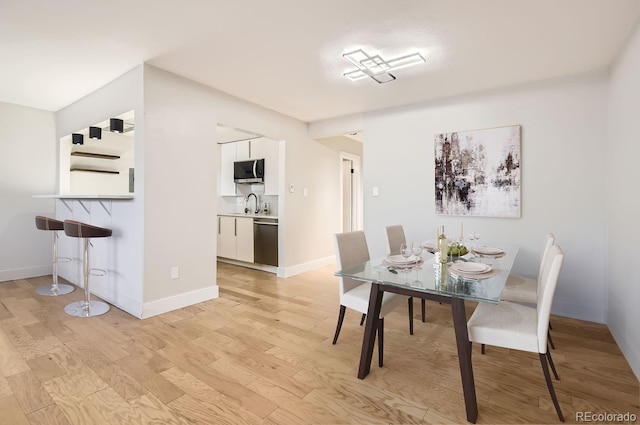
[340,152,363,232]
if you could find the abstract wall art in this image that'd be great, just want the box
[434,125,521,217]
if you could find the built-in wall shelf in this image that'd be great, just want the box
[71,151,120,160]
[70,167,120,174]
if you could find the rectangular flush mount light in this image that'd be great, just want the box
[342,48,425,83]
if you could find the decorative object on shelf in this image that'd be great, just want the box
[435,125,521,218]
[89,126,102,140]
[72,133,84,145]
[109,118,124,133]
[342,48,426,84]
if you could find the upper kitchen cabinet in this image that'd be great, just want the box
[59,111,135,195]
[251,138,279,196]
[217,125,280,197]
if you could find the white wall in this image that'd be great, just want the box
[0,102,56,281]
[56,66,145,315]
[143,66,219,303]
[363,74,608,323]
[189,80,342,273]
[606,21,640,379]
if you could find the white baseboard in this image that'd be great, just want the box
[217,258,277,274]
[141,285,219,319]
[279,255,335,278]
[0,265,51,283]
[216,255,336,278]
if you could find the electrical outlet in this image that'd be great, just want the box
[171,267,179,279]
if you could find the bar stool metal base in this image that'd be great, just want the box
[36,283,75,296]
[64,300,110,317]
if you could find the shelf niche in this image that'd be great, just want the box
[71,151,121,160]
[70,168,120,174]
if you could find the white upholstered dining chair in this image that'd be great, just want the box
[385,224,426,324]
[467,244,565,422]
[333,231,413,366]
[501,233,557,348]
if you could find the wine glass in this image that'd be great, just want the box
[400,243,412,261]
[411,241,423,260]
[411,242,423,284]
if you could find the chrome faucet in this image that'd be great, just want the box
[245,193,259,214]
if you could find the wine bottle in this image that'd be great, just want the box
[438,225,447,264]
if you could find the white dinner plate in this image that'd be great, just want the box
[421,242,436,252]
[386,254,419,264]
[472,246,504,255]
[450,262,491,274]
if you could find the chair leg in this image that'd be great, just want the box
[360,313,366,326]
[332,305,346,344]
[378,318,384,367]
[421,299,426,322]
[539,353,565,422]
[546,345,560,380]
[549,320,553,330]
[548,329,556,349]
[408,298,414,335]
[481,344,485,355]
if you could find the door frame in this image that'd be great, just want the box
[339,151,363,232]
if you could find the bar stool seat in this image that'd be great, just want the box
[34,216,74,296]
[63,220,113,317]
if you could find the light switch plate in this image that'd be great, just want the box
[373,186,379,197]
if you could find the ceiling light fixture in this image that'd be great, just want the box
[89,126,102,140]
[72,133,84,145]
[110,118,124,133]
[342,49,425,83]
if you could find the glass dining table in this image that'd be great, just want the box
[335,244,518,424]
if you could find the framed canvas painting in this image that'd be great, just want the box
[434,125,521,217]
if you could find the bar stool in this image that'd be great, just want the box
[34,216,74,296]
[63,220,112,317]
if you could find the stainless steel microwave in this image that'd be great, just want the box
[234,159,264,184]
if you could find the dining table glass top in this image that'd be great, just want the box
[335,244,519,304]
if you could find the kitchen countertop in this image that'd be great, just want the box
[33,194,134,199]
[218,212,278,220]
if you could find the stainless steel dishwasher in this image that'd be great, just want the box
[253,218,278,266]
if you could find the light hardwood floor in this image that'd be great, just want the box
[0,263,638,424]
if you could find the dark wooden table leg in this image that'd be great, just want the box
[451,297,478,423]
[357,283,383,379]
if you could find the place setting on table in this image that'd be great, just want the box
[416,224,507,282]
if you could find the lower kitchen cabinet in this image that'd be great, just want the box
[235,217,254,262]
[217,215,254,262]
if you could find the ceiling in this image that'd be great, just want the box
[1,0,639,123]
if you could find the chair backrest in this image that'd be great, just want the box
[536,233,556,280]
[334,231,370,295]
[536,244,564,352]
[385,225,406,255]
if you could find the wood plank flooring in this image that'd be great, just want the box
[0,264,638,424]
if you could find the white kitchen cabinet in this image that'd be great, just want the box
[217,215,254,263]
[217,215,237,258]
[218,137,280,197]
[235,140,251,161]
[253,138,279,195]
[248,138,266,160]
[218,143,237,196]
[235,217,254,262]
